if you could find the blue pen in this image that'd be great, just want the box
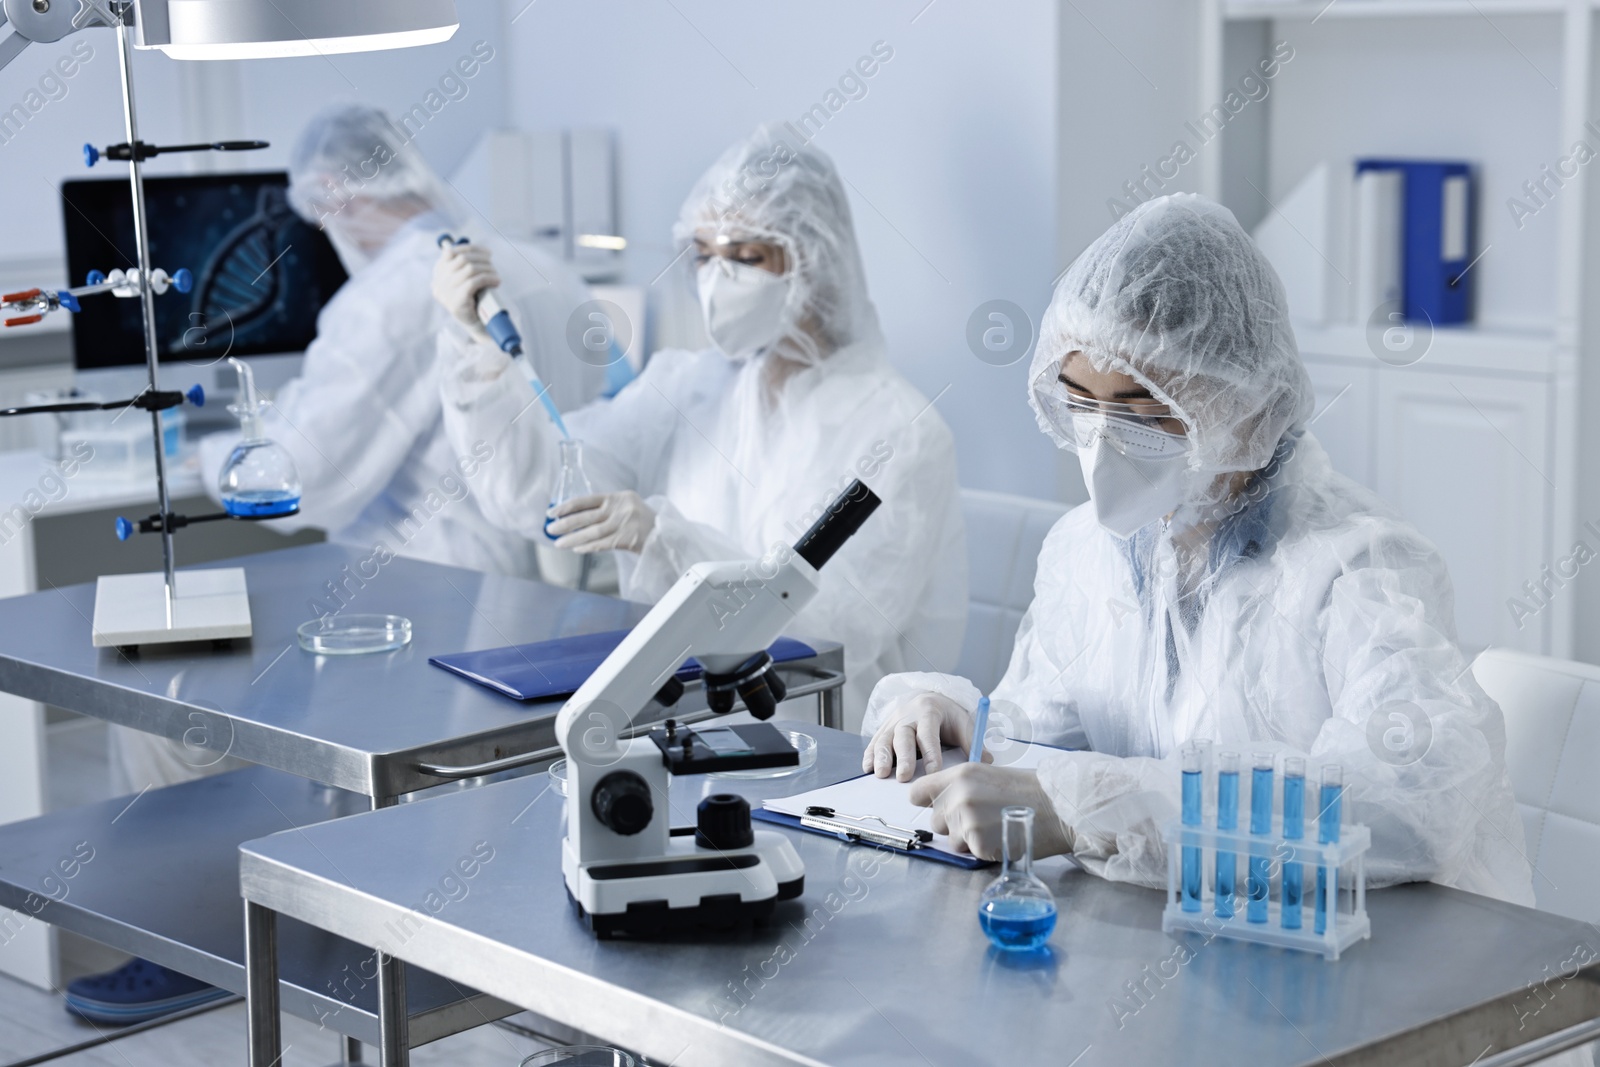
[968,696,991,764]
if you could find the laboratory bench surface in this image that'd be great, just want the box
[240,726,1600,1067]
[0,542,844,799]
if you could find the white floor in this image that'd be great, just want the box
[0,717,564,1067]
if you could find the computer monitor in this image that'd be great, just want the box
[61,172,349,371]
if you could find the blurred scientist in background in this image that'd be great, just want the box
[432,123,966,719]
[197,102,603,578]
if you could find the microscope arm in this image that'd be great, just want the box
[556,479,882,759]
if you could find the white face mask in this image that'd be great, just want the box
[1074,414,1192,538]
[698,257,791,362]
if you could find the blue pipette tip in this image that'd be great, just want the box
[186,384,205,407]
[172,268,193,294]
[114,516,133,541]
[83,143,99,168]
[58,291,80,313]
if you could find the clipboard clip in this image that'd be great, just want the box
[801,805,935,851]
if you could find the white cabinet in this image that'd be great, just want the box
[1373,369,1552,654]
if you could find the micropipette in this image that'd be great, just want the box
[437,234,571,439]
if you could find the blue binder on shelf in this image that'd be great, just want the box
[429,629,817,702]
[1354,158,1475,325]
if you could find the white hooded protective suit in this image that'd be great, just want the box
[438,125,967,721]
[865,194,1534,907]
[197,104,601,576]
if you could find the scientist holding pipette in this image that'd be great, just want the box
[198,103,604,577]
[862,194,1535,909]
[431,123,967,720]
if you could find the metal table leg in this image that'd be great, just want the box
[376,951,409,1067]
[819,683,844,731]
[245,901,282,1067]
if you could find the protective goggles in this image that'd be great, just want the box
[1031,363,1190,459]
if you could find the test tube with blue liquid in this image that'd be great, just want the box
[1281,757,1305,929]
[1248,753,1273,923]
[1316,764,1343,935]
[1215,751,1239,919]
[1181,745,1202,913]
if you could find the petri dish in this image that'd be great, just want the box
[297,614,412,655]
[708,730,817,780]
[521,1047,635,1067]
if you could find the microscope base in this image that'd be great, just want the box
[565,832,804,939]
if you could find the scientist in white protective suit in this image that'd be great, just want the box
[132,105,603,794]
[196,103,603,578]
[71,106,605,1026]
[863,193,1537,909]
[431,123,967,721]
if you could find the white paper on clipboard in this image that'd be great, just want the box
[763,743,1060,860]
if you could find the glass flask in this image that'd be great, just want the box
[218,357,301,518]
[977,806,1058,951]
[545,438,594,541]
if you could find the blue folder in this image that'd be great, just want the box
[1355,158,1475,325]
[430,629,817,702]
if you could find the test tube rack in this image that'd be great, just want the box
[1160,816,1371,960]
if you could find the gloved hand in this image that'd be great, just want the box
[863,691,983,782]
[909,764,1075,862]
[547,491,657,554]
[432,243,498,342]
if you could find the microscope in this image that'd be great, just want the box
[558,480,880,937]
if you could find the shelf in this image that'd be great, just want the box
[1226,0,1568,20]
[1292,321,1561,374]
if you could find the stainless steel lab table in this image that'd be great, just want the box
[240,725,1600,1067]
[0,543,847,800]
[0,544,844,1058]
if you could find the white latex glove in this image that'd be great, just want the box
[863,691,983,782]
[432,243,498,342]
[910,764,1076,862]
[547,491,656,554]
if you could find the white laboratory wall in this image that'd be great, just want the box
[502,0,1060,499]
[1055,0,1201,504]
[0,0,508,269]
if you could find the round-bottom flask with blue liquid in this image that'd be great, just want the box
[218,357,301,519]
[219,440,301,518]
[977,806,1058,952]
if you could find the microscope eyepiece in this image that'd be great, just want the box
[793,479,881,569]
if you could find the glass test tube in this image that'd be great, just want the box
[1181,744,1203,913]
[1281,757,1305,930]
[1215,751,1240,919]
[1316,764,1343,935]
[1248,753,1274,924]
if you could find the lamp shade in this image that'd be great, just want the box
[133,0,458,60]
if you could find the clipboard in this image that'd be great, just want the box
[752,806,989,869]
[430,630,817,702]
[757,741,1067,869]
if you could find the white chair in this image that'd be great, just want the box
[955,488,1070,695]
[1472,647,1600,923]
